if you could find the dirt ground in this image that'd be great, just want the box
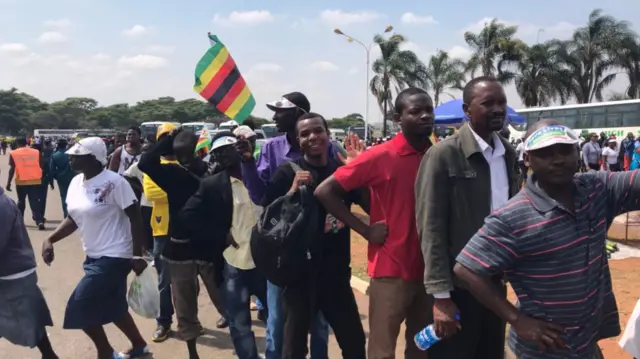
[349,206,640,358]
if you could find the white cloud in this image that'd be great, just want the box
[462,18,578,43]
[401,41,422,53]
[38,31,67,43]
[319,10,382,26]
[400,12,437,25]
[347,67,359,75]
[117,54,168,69]
[249,63,283,73]
[311,61,340,72]
[122,25,149,37]
[448,45,472,59]
[92,53,111,61]
[146,45,175,54]
[212,11,274,26]
[0,43,28,53]
[44,18,71,28]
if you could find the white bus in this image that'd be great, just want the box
[515,99,640,140]
[34,129,80,138]
[140,121,181,141]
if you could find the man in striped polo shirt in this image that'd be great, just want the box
[454,120,638,359]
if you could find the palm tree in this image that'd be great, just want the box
[369,33,427,136]
[608,92,631,101]
[557,9,635,103]
[422,50,466,106]
[513,42,571,107]
[463,19,524,83]
[612,36,640,99]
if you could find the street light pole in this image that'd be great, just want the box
[334,26,393,144]
[536,28,545,44]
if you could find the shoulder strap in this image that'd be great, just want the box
[287,161,321,189]
[288,162,303,173]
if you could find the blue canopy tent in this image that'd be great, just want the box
[434,99,525,125]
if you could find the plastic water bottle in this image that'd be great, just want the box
[414,314,461,350]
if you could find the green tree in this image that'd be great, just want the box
[612,36,640,99]
[369,33,427,136]
[463,19,524,83]
[328,113,365,128]
[513,42,570,107]
[0,88,33,135]
[423,50,465,106]
[557,9,635,103]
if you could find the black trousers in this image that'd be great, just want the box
[140,205,154,252]
[16,185,43,225]
[428,286,506,359]
[282,270,365,359]
[588,162,600,171]
[517,161,528,185]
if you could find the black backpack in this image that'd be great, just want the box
[250,162,320,287]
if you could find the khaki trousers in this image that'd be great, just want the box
[169,262,224,341]
[367,277,432,359]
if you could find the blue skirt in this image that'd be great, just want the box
[63,256,131,329]
[0,273,53,347]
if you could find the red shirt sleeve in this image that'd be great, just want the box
[333,147,386,192]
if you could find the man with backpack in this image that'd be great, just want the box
[238,92,333,359]
[257,113,367,359]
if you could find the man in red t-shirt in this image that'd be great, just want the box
[316,87,435,359]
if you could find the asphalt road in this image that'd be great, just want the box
[0,152,406,359]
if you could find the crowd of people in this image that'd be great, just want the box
[2,75,640,359]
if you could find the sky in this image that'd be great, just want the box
[0,0,638,122]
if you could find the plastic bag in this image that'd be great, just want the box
[127,266,160,319]
[620,298,640,358]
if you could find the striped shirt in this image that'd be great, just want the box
[457,171,640,358]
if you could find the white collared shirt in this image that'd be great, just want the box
[433,127,511,300]
[469,126,510,211]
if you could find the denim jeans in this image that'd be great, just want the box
[223,262,267,359]
[265,281,329,359]
[153,236,174,327]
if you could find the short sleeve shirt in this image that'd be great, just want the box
[333,133,427,281]
[456,171,640,358]
[67,169,138,259]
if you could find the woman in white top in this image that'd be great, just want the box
[42,137,149,359]
[601,139,620,171]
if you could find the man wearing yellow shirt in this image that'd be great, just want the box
[180,133,267,359]
[143,124,178,343]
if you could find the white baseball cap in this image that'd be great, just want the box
[233,125,256,138]
[211,136,238,151]
[524,125,579,152]
[66,137,108,165]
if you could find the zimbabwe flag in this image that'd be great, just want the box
[193,34,256,123]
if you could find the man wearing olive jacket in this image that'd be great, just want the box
[414,77,519,359]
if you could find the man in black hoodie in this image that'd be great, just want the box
[137,129,224,359]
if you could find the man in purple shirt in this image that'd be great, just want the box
[241,92,340,205]
[237,92,333,359]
